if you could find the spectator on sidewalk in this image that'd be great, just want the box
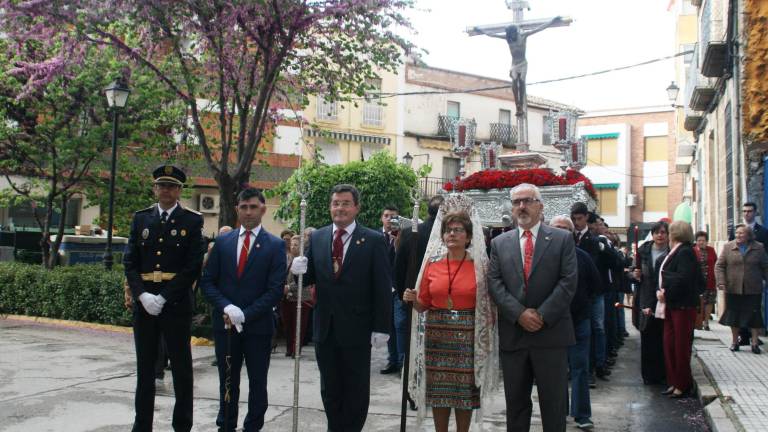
[694,231,718,331]
[716,224,768,354]
[658,221,701,398]
[632,220,669,385]
[380,205,407,376]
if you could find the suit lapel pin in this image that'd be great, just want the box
[356,240,361,245]
[545,236,551,241]
[142,228,149,239]
[256,243,261,248]
[171,219,175,224]
[361,237,365,243]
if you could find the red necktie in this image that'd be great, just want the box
[523,230,534,288]
[237,231,251,278]
[332,228,346,278]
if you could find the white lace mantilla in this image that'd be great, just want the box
[406,193,500,430]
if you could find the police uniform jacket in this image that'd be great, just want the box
[124,204,206,304]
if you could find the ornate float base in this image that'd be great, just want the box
[457,182,597,228]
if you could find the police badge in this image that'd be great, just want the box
[142,228,149,239]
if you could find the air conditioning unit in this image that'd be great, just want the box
[199,193,220,214]
[626,194,638,207]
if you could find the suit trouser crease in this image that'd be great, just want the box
[589,295,606,370]
[387,294,408,366]
[133,302,193,432]
[501,347,569,432]
[315,330,372,432]
[214,331,272,432]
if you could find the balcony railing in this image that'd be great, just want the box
[362,101,384,127]
[489,122,518,148]
[437,114,453,136]
[685,44,716,112]
[418,176,451,199]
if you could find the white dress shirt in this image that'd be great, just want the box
[157,202,178,218]
[518,222,541,268]
[332,221,356,262]
[237,225,262,264]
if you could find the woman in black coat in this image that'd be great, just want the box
[632,221,669,385]
[657,221,702,398]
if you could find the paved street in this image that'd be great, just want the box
[1,316,710,431]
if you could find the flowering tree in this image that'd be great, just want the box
[0,37,186,268]
[0,0,415,226]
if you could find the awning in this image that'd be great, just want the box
[593,183,619,189]
[305,129,391,145]
[582,133,620,140]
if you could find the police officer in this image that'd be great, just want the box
[124,164,206,432]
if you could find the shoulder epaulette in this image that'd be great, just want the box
[184,207,202,216]
[136,205,155,214]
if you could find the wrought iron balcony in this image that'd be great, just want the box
[489,122,518,148]
[418,176,451,199]
[437,114,453,137]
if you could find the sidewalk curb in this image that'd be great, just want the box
[1,314,213,346]
[693,353,744,432]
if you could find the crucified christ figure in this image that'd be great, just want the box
[489,16,562,117]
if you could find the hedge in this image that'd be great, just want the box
[0,262,212,336]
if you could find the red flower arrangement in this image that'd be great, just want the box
[444,168,597,199]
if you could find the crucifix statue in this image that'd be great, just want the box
[467,1,571,151]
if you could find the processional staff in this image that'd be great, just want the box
[400,188,421,431]
[292,180,309,432]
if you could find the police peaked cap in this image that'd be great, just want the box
[152,164,187,186]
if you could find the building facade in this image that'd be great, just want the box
[578,107,683,231]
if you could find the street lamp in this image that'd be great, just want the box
[103,79,130,270]
[666,81,684,108]
[402,152,430,168]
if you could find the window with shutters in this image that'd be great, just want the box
[644,136,668,161]
[644,187,668,213]
[443,157,460,180]
[597,189,618,216]
[586,138,618,166]
[362,79,383,127]
[316,95,338,122]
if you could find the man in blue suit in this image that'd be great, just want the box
[201,188,287,432]
[291,184,392,432]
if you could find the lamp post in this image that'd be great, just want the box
[402,152,430,168]
[666,81,684,108]
[103,79,130,270]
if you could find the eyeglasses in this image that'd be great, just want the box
[331,200,355,209]
[444,227,466,235]
[512,197,540,207]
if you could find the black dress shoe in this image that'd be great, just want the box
[752,345,761,354]
[730,344,739,352]
[380,363,402,375]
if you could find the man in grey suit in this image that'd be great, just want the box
[487,183,577,432]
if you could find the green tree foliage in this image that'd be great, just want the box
[271,152,418,230]
[0,38,188,266]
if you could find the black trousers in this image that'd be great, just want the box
[640,315,666,384]
[315,327,372,432]
[604,290,618,353]
[132,299,193,432]
[501,347,569,432]
[213,330,272,432]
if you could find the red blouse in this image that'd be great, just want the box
[418,257,477,310]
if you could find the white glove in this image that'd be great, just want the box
[139,293,162,316]
[223,304,245,333]
[290,256,308,275]
[371,332,390,348]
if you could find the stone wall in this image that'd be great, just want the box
[743,0,768,147]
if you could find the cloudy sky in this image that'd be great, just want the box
[404,0,679,112]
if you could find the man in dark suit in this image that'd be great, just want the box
[124,165,206,432]
[290,184,392,432]
[394,195,444,300]
[201,188,286,431]
[380,205,405,375]
[488,183,577,432]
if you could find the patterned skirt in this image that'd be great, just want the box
[424,309,480,410]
